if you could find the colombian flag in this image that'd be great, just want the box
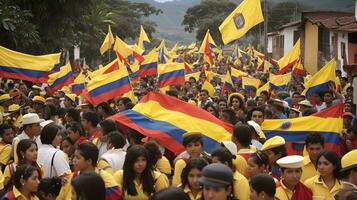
[269,73,291,91]
[88,59,120,79]
[0,46,60,83]
[277,39,300,74]
[302,59,337,97]
[293,59,305,76]
[99,25,115,55]
[110,92,233,154]
[199,30,217,66]
[114,36,144,64]
[71,72,86,95]
[47,63,74,94]
[242,77,260,92]
[224,71,234,89]
[158,63,185,88]
[138,50,158,77]
[138,25,150,50]
[219,0,264,44]
[231,67,247,83]
[83,66,132,106]
[262,103,343,156]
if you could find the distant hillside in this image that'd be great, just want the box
[129,0,355,45]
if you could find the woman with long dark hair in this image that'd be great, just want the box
[246,151,270,179]
[3,139,43,188]
[180,157,208,200]
[71,172,105,200]
[304,150,342,200]
[113,145,169,199]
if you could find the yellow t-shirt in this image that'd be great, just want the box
[113,170,169,200]
[56,171,72,200]
[97,159,114,175]
[183,185,202,200]
[304,175,341,200]
[172,159,187,186]
[232,155,247,177]
[6,186,40,200]
[233,171,249,200]
[4,163,44,187]
[275,181,294,200]
[0,142,11,166]
[156,156,172,175]
[0,170,4,191]
[301,156,319,182]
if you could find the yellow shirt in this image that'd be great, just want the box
[233,171,249,200]
[183,185,202,200]
[114,170,169,200]
[275,181,294,200]
[7,186,40,200]
[0,142,11,166]
[301,156,319,182]
[304,175,341,200]
[232,155,247,177]
[173,159,187,186]
[156,156,172,175]
[4,163,44,186]
[56,171,72,200]
[0,170,4,190]
[97,159,114,175]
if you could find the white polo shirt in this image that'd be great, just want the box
[37,144,70,178]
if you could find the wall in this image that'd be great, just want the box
[267,36,273,54]
[281,26,298,55]
[348,43,357,64]
[304,21,319,74]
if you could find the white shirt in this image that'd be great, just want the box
[314,102,326,112]
[37,144,70,178]
[11,131,41,158]
[100,148,126,172]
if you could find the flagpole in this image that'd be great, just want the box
[263,0,268,60]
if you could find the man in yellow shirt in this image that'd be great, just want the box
[301,133,324,182]
[0,124,14,170]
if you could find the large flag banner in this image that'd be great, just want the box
[99,25,115,55]
[219,0,264,44]
[277,39,300,74]
[262,103,343,155]
[302,59,337,97]
[158,63,185,88]
[110,92,233,154]
[138,25,151,50]
[0,46,60,83]
[47,63,74,94]
[83,66,132,105]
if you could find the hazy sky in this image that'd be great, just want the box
[155,0,174,2]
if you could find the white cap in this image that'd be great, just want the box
[277,155,304,169]
[247,120,266,139]
[40,120,54,127]
[298,100,312,108]
[221,141,237,155]
[21,113,44,126]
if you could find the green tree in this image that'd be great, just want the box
[182,0,236,45]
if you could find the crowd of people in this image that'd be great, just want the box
[0,50,357,200]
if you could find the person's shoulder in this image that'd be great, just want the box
[304,175,318,186]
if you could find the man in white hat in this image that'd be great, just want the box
[275,155,312,200]
[11,113,44,163]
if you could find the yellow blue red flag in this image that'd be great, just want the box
[109,92,233,154]
[199,30,217,66]
[231,67,247,83]
[139,50,158,77]
[269,73,291,91]
[158,63,185,88]
[242,77,260,92]
[47,63,74,94]
[278,39,300,74]
[302,59,337,97]
[219,0,264,44]
[71,71,86,95]
[0,46,60,83]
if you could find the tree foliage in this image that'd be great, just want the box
[182,0,236,45]
[0,0,161,65]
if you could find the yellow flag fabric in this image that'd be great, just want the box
[257,82,269,95]
[100,25,115,55]
[277,39,300,73]
[202,80,215,97]
[242,77,260,92]
[138,25,150,50]
[185,72,201,82]
[199,30,217,66]
[113,36,133,58]
[219,0,264,44]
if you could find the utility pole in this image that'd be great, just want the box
[263,0,268,60]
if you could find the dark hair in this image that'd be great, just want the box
[211,147,233,168]
[123,145,154,196]
[65,108,81,123]
[38,177,62,197]
[305,133,324,147]
[204,102,219,117]
[233,125,252,147]
[119,97,132,105]
[96,102,115,116]
[249,151,269,168]
[200,89,209,95]
[82,112,99,127]
[292,92,301,97]
[71,172,105,200]
[40,123,60,145]
[144,142,162,168]
[249,173,276,198]
[183,133,203,147]
[222,108,238,125]
[13,164,38,191]
[66,121,85,136]
[302,108,317,116]
[76,142,99,167]
[229,95,245,110]
[127,129,145,145]
[317,150,341,179]
[99,119,118,135]
[17,139,37,164]
[0,123,12,135]
[166,90,178,98]
[246,107,265,121]
[125,102,135,110]
[107,131,126,149]
[181,157,208,188]
[62,136,74,145]
[269,145,287,158]
[246,99,257,109]
[152,187,190,200]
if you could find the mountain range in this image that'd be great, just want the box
[130,0,355,44]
